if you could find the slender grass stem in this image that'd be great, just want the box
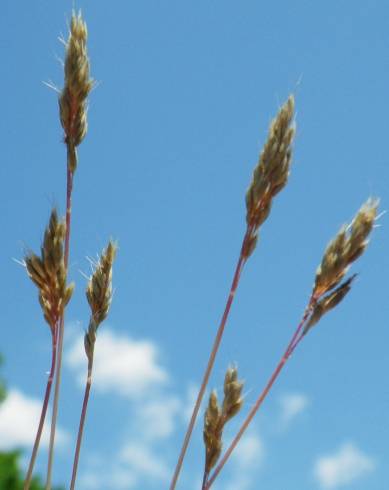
[46,164,74,490]
[205,299,315,489]
[201,470,209,490]
[23,328,58,490]
[70,358,93,490]
[169,227,251,490]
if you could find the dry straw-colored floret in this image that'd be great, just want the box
[203,368,244,476]
[59,11,93,171]
[84,241,117,363]
[243,96,295,258]
[304,198,378,335]
[24,209,74,333]
[222,366,244,423]
[313,199,378,298]
[203,391,222,475]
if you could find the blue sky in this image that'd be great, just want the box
[1,1,388,489]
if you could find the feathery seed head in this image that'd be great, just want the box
[314,199,378,298]
[25,209,73,333]
[59,11,93,172]
[84,241,117,363]
[244,96,295,258]
[86,240,116,326]
[304,198,378,335]
[203,391,222,474]
[203,366,245,476]
[222,366,244,422]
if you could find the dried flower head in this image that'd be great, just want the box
[313,199,378,298]
[203,391,222,475]
[304,198,378,335]
[84,241,117,363]
[243,96,295,258]
[222,366,244,423]
[59,11,93,172]
[203,367,244,476]
[24,209,74,333]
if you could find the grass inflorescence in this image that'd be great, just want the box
[20,10,379,490]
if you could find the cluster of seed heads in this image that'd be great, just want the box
[24,209,74,333]
[84,241,117,364]
[243,96,295,258]
[203,367,244,475]
[304,199,378,334]
[59,11,93,172]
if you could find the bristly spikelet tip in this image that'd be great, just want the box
[243,95,296,259]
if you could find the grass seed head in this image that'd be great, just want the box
[84,241,117,363]
[25,209,73,333]
[244,96,295,258]
[59,11,93,171]
[203,391,223,475]
[314,199,378,298]
[222,366,244,422]
[203,366,245,476]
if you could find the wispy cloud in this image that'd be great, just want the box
[79,466,137,490]
[223,431,264,490]
[0,388,69,450]
[279,392,310,428]
[314,442,376,489]
[181,383,200,423]
[79,440,171,490]
[232,432,264,469]
[120,442,171,482]
[137,396,181,440]
[66,329,168,398]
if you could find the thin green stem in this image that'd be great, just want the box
[169,228,251,490]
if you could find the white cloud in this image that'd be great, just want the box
[79,468,137,490]
[138,396,181,440]
[79,440,172,490]
[223,432,264,490]
[314,442,376,489]
[181,383,199,423]
[0,388,69,450]
[279,392,309,428]
[120,442,170,482]
[232,433,264,469]
[66,329,168,398]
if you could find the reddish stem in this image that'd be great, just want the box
[201,471,209,490]
[70,359,93,490]
[169,228,251,490]
[23,327,58,490]
[205,299,314,489]
[46,165,74,489]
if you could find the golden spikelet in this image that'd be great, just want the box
[313,199,378,298]
[203,368,244,475]
[24,209,74,333]
[304,198,378,335]
[203,391,222,475]
[222,366,244,423]
[59,11,93,172]
[243,96,295,258]
[84,241,117,363]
